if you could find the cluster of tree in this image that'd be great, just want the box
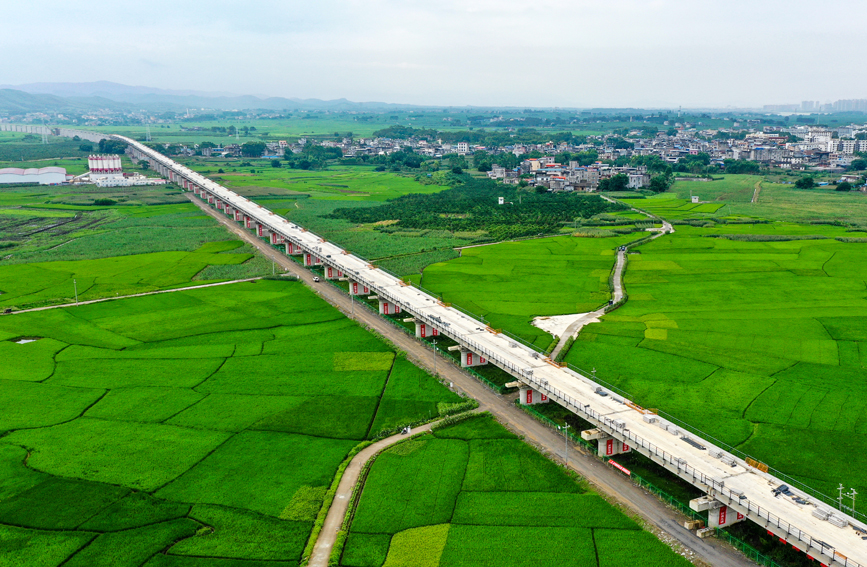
[721,159,761,174]
[630,155,671,174]
[241,141,266,157]
[795,177,815,189]
[328,176,627,240]
[598,174,630,192]
[98,139,128,155]
[673,152,711,174]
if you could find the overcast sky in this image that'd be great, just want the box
[2,0,865,108]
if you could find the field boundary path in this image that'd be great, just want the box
[549,194,671,360]
[751,181,762,203]
[189,195,753,567]
[4,277,267,315]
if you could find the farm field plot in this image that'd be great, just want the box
[0,279,462,565]
[339,414,690,567]
[197,164,449,202]
[420,234,636,348]
[0,240,265,309]
[618,193,726,219]
[564,225,867,502]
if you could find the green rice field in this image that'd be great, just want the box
[339,414,690,567]
[564,224,867,502]
[419,234,636,348]
[0,279,462,565]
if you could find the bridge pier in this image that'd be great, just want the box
[234,210,244,222]
[460,349,487,368]
[304,253,322,267]
[580,429,631,457]
[518,386,548,405]
[414,320,439,339]
[325,266,344,279]
[690,497,746,528]
[269,232,283,245]
[378,299,401,315]
[285,242,303,255]
[349,280,369,295]
[244,216,254,229]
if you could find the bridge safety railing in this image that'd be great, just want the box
[112,136,867,564]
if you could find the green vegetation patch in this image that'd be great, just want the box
[3,418,230,491]
[63,518,200,567]
[595,529,693,567]
[451,492,636,529]
[439,525,597,567]
[341,532,392,567]
[0,523,96,567]
[169,504,310,561]
[421,234,634,347]
[566,228,867,499]
[351,438,468,534]
[155,431,355,517]
[381,524,449,567]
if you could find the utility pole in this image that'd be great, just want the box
[847,488,858,513]
[558,423,570,463]
[432,339,438,376]
[73,279,78,304]
[838,484,845,510]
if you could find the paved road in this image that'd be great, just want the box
[3,277,266,315]
[190,195,754,567]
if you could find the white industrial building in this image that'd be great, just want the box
[0,167,69,185]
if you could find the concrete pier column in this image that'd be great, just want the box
[518,386,548,405]
[234,210,244,222]
[269,232,282,245]
[709,506,746,528]
[304,253,322,267]
[460,349,488,368]
[285,242,302,255]
[325,266,344,279]
[414,320,439,339]
[349,280,369,295]
[378,299,401,316]
[597,436,631,458]
[256,224,264,237]
[244,216,253,229]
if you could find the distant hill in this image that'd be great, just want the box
[0,81,421,113]
[0,89,132,113]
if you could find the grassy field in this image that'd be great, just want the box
[339,414,690,567]
[0,182,288,306]
[419,234,636,348]
[0,279,463,565]
[185,163,450,202]
[630,174,867,225]
[564,225,867,503]
[0,240,274,309]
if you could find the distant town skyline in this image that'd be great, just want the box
[2,0,866,109]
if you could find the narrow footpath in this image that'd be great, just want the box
[189,195,753,567]
[549,194,671,360]
[4,277,266,315]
